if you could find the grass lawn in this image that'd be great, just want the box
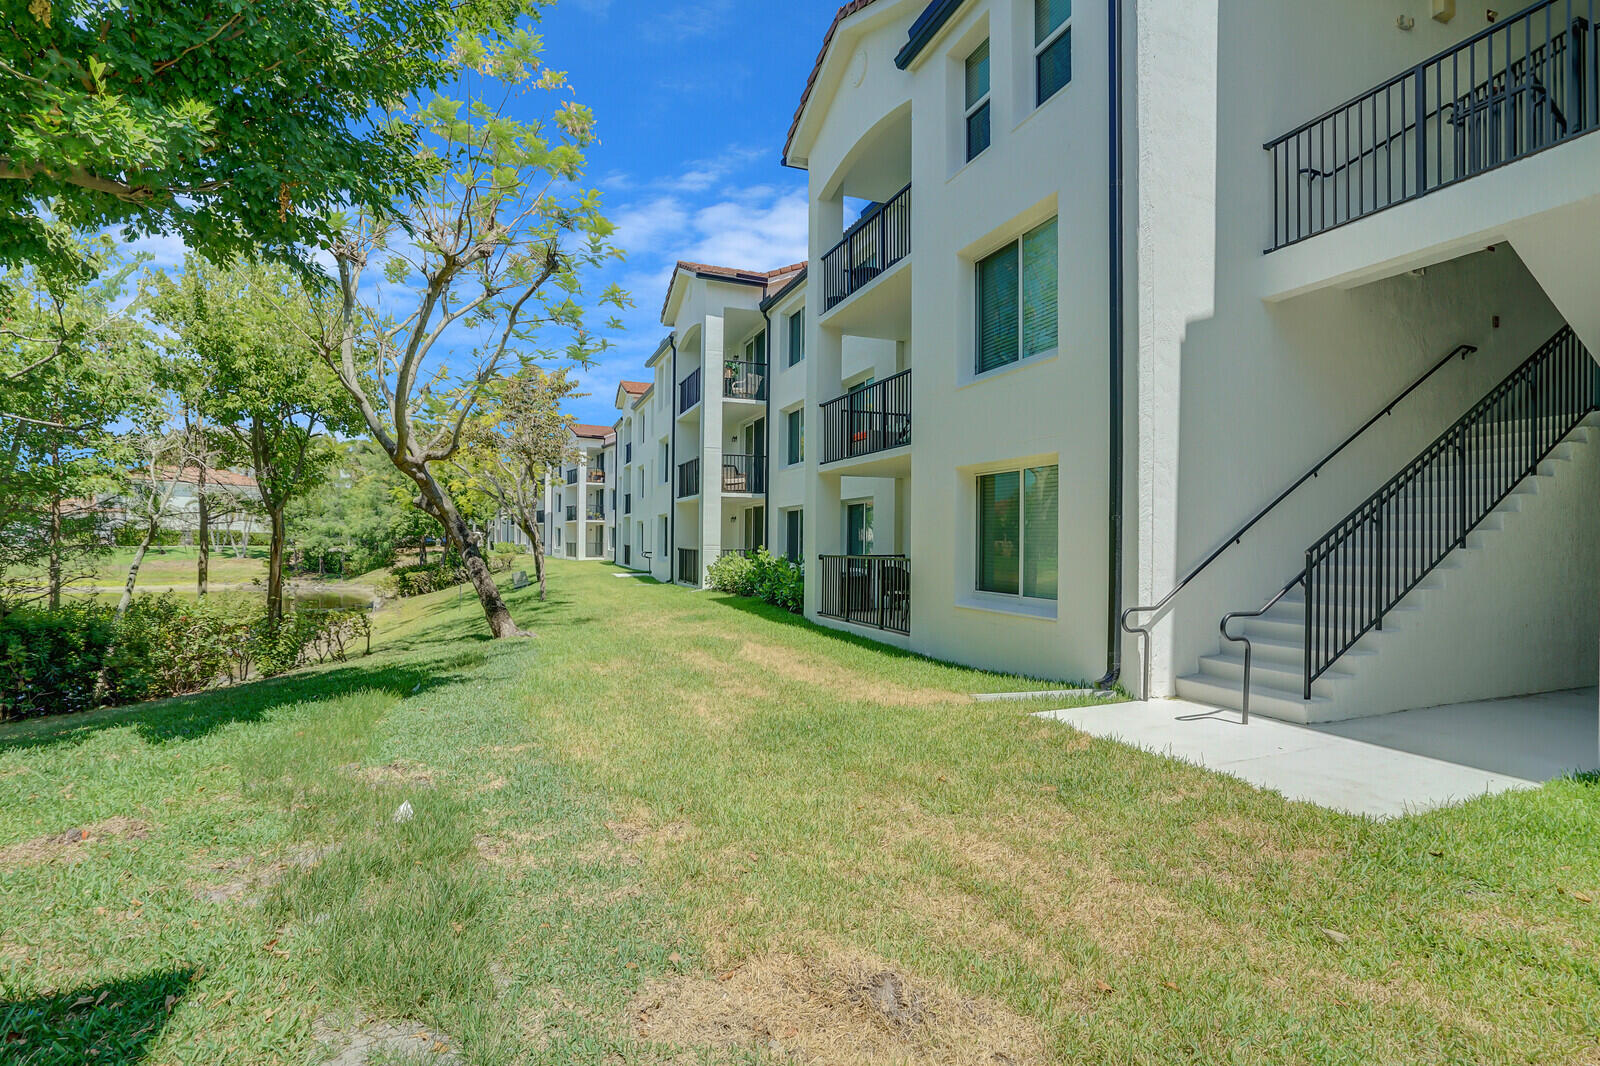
[14,546,271,595]
[2,561,1597,1064]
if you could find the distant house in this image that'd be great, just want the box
[92,467,262,544]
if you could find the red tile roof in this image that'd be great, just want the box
[571,423,614,440]
[620,381,650,396]
[156,466,259,490]
[783,0,888,167]
[660,261,810,324]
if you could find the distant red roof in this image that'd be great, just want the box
[157,466,259,490]
[784,0,887,167]
[571,423,614,440]
[620,381,650,396]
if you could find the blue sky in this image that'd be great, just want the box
[537,0,835,425]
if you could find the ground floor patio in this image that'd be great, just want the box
[1041,687,1598,818]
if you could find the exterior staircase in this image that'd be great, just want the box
[1176,326,1599,723]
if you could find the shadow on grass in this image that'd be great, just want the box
[0,654,481,755]
[0,968,194,1065]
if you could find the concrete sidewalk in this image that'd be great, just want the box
[1038,688,1597,818]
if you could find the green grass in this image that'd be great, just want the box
[1,560,1597,1064]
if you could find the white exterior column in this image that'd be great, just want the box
[804,193,845,621]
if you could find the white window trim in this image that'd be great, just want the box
[1033,1,1071,107]
[972,217,1059,381]
[974,465,1058,604]
[963,40,991,161]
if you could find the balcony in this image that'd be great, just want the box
[586,509,604,521]
[1266,0,1600,251]
[678,368,702,414]
[676,457,700,499]
[817,555,910,635]
[677,547,700,585]
[722,360,767,401]
[588,469,606,484]
[565,469,578,485]
[822,183,911,311]
[565,505,577,522]
[721,453,767,494]
[820,370,912,466]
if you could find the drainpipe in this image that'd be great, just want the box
[668,333,677,583]
[1097,0,1126,691]
[761,308,773,551]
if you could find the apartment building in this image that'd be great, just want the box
[540,424,616,562]
[601,0,1600,728]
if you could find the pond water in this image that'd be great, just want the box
[292,589,378,611]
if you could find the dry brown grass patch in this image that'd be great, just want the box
[348,760,437,788]
[734,640,961,709]
[632,948,1046,1065]
[193,842,335,905]
[474,829,554,868]
[0,816,150,866]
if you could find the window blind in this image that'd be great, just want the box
[977,471,1020,595]
[1023,466,1059,600]
[977,244,1020,373]
[1020,220,1058,357]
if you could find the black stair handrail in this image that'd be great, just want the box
[1121,342,1476,699]
[1223,324,1596,715]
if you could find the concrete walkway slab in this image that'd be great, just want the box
[1037,688,1597,818]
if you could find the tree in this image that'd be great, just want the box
[316,26,626,639]
[456,366,578,601]
[0,248,152,610]
[1,0,546,277]
[109,426,193,620]
[147,257,352,626]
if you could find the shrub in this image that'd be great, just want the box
[0,596,375,722]
[384,562,464,598]
[705,549,803,615]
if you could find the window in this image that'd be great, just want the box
[660,441,669,481]
[787,308,806,366]
[847,502,874,556]
[743,331,767,364]
[786,509,804,564]
[976,465,1058,600]
[787,408,804,465]
[659,517,667,557]
[745,506,766,551]
[976,218,1058,374]
[964,40,992,162]
[1034,0,1072,105]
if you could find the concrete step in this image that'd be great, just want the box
[1173,672,1331,725]
[1197,650,1349,696]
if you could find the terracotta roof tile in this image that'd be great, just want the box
[620,381,650,396]
[660,261,811,324]
[571,423,614,440]
[783,0,888,167]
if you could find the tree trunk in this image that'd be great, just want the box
[267,506,287,627]
[196,482,210,598]
[47,490,62,610]
[418,480,525,638]
[512,505,547,602]
[116,518,159,620]
[418,535,428,566]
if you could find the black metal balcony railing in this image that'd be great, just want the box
[677,547,700,585]
[723,360,768,401]
[1266,0,1599,251]
[588,469,605,483]
[818,555,910,635]
[565,505,577,522]
[676,457,700,499]
[587,509,604,521]
[821,369,912,464]
[721,453,768,494]
[624,493,632,515]
[678,368,702,414]
[822,183,911,311]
